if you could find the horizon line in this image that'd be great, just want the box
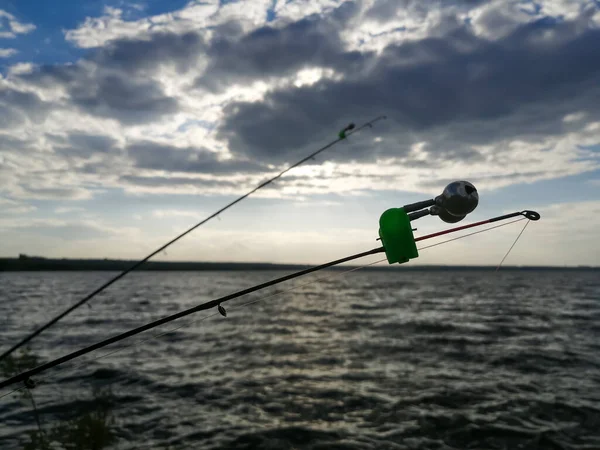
[0,255,597,270]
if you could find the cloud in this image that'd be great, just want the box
[64,6,148,47]
[20,60,178,125]
[218,14,600,161]
[127,140,266,174]
[7,63,35,75]
[63,1,272,49]
[0,48,17,58]
[0,0,598,206]
[67,132,118,152]
[72,73,179,124]
[204,12,600,197]
[0,10,36,39]
[0,197,36,215]
[92,30,206,75]
[0,128,126,201]
[118,174,241,195]
[195,2,363,92]
[0,86,49,130]
[0,217,137,242]
[152,209,203,219]
[55,207,86,214]
[51,132,120,159]
[468,0,540,39]
[486,200,600,266]
[13,186,93,200]
[0,0,596,266]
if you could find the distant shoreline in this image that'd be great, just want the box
[0,256,597,271]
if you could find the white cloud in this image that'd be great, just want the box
[64,2,220,48]
[152,209,203,219]
[0,0,598,266]
[55,207,86,214]
[466,0,599,40]
[0,197,36,215]
[1,198,598,266]
[9,19,35,35]
[64,0,336,49]
[0,216,139,237]
[563,112,586,123]
[7,62,34,76]
[64,7,151,48]
[0,48,17,58]
[3,12,600,202]
[0,10,36,39]
[540,0,598,20]
[468,1,537,40]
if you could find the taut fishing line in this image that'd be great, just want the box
[1,115,387,362]
[0,215,536,396]
[1,256,388,398]
[417,218,526,251]
[495,219,531,271]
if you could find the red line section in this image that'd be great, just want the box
[415,219,492,242]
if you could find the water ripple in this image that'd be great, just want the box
[0,270,599,449]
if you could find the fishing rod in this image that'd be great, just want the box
[0,115,386,363]
[0,181,540,391]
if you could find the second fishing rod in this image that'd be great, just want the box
[0,180,541,390]
[0,115,387,363]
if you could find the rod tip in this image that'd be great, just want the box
[521,210,540,221]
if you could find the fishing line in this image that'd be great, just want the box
[0,215,541,450]
[1,115,387,362]
[228,257,388,312]
[0,210,540,391]
[417,218,526,251]
[80,257,388,366]
[0,216,539,444]
[495,219,531,271]
[0,385,26,401]
[0,256,388,398]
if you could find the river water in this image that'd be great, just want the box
[0,269,599,449]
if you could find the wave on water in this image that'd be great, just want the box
[0,270,599,449]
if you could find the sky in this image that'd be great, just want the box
[0,0,599,266]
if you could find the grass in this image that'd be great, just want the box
[1,349,118,450]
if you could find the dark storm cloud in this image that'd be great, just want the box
[217,15,600,164]
[92,31,206,74]
[127,141,266,174]
[120,174,238,189]
[195,1,366,91]
[71,74,178,124]
[0,87,49,130]
[67,133,117,152]
[52,132,120,159]
[0,133,29,151]
[365,0,403,21]
[20,48,181,125]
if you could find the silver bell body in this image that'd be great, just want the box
[431,206,466,223]
[435,181,479,218]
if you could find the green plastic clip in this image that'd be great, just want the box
[378,208,419,264]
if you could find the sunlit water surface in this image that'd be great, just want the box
[0,270,599,449]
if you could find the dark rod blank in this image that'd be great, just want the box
[0,115,387,362]
[0,247,385,390]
